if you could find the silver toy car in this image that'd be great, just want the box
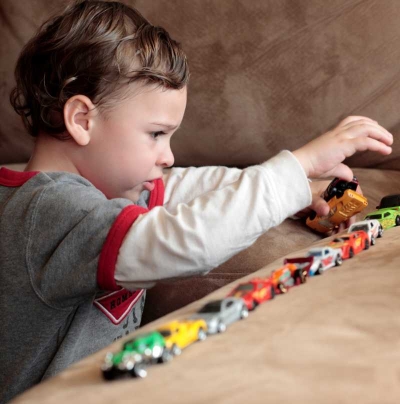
[190,297,249,334]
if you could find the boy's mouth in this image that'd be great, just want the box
[143,181,155,192]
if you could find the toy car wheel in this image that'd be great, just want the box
[378,226,383,238]
[335,255,343,266]
[130,364,147,379]
[270,285,276,299]
[364,239,369,250]
[217,322,227,333]
[103,367,119,381]
[250,300,258,311]
[396,216,400,226]
[171,344,182,356]
[371,236,376,246]
[158,349,173,363]
[317,265,324,275]
[297,269,307,284]
[197,328,207,341]
[240,306,249,319]
[278,283,288,293]
[349,248,354,258]
[308,211,317,220]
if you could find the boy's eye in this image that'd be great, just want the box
[151,131,166,139]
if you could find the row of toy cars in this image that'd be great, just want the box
[102,178,395,381]
[102,298,250,380]
[101,250,338,380]
[102,220,384,381]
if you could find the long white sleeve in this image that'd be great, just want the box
[115,151,311,290]
[163,165,242,211]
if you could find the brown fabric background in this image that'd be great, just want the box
[1,0,400,168]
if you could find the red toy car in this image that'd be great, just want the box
[227,278,275,310]
[329,230,369,259]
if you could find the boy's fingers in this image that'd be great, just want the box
[351,136,393,155]
[340,121,393,144]
[337,116,377,127]
[319,163,353,182]
[312,196,330,217]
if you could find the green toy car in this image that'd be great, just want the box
[364,194,400,230]
[102,331,172,380]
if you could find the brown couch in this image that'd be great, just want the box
[2,0,400,328]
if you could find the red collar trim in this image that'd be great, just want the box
[0,167,39,187]
[148,177,165,209]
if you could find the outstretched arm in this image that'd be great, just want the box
[115,151,311,290]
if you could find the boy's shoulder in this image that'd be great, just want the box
[33,171,103,193]
[0,170,133,232]
[0,168,101,195]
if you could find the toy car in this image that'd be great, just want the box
[329,230,369,259]
[283,257,313,278]
[102,331,170,380]
[323,177,359,200]
[305,246,343,276]
[226,278,275,310]
[270,262,307,294]
[364,194,400,229]
[348,219,383,245]
[190,297,249,334]
[306,177,368,233]
[157,319,208,356]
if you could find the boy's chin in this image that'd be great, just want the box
[119,187,143,203]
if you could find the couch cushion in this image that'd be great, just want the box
[2,0,400,169]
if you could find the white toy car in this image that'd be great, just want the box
[348,219,383,245]
[306,246,343,276]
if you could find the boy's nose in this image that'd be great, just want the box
[158,146,175,168]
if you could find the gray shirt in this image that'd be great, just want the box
[0,170,149,403]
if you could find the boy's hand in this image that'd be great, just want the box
[293,116,393,180]
[294,180,330,219]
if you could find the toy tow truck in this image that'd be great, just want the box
[306,177,368,233]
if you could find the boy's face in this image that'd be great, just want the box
[79,85,187,201]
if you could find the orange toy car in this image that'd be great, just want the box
[306,178,368,233]
[270,263,307,294]
[329,230,369,259]
[227,278,275,310]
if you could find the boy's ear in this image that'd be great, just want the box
[64,95,96,146]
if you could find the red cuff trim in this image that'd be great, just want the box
[98,205,148,291]
[0,167,39,187]
[148,178,164,209]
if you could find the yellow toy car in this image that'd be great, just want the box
[306,178,368,233]
[157,319,208,356]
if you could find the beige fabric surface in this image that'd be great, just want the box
[11,226,400,404]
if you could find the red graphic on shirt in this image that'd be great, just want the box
[94,288,144,325]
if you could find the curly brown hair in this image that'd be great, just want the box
[10,0,189,139]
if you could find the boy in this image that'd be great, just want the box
[0,0,392,402]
